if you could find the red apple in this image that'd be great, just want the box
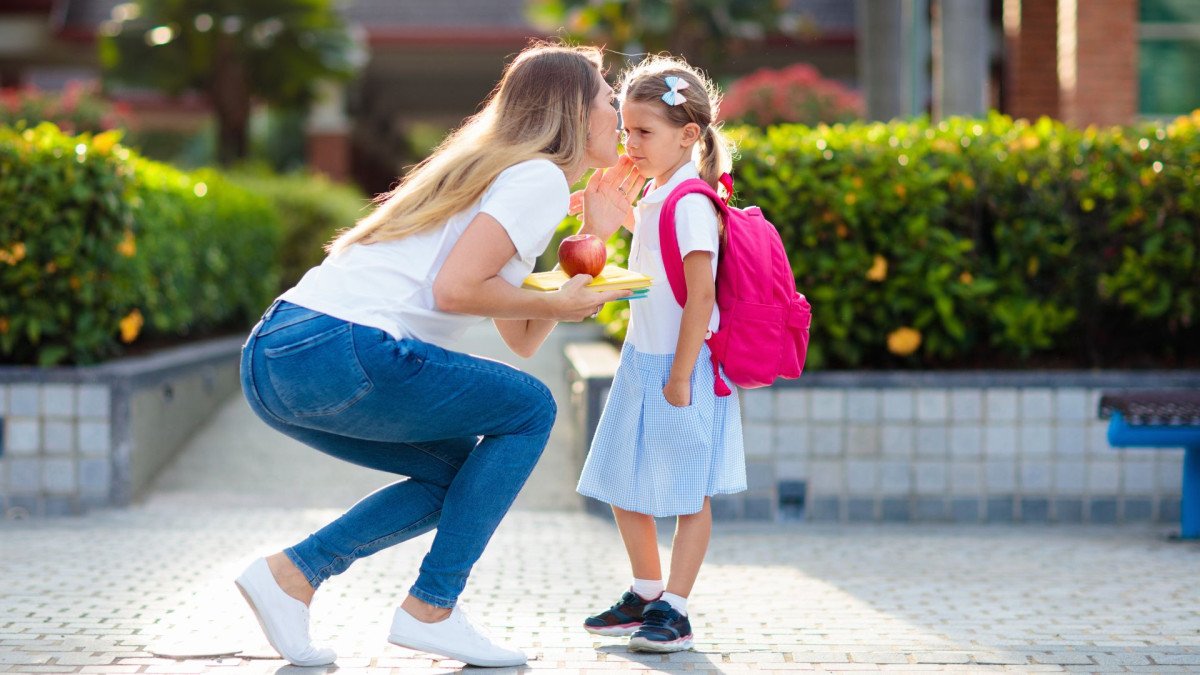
[558,234,606,278]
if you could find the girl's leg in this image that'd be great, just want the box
[666,497,712,598]
[612,505,662,581]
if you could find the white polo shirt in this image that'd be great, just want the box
[625,162,721,355]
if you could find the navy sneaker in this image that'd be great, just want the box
[583,589,657,637]
[628,600,693,652]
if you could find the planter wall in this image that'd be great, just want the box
[566,341,1200,523]
[0,337,243,516]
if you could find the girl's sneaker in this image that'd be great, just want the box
[583,590,658,636]
[628,600,693,653]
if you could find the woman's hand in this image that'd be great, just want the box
[576,156,645,239]
[552,274,631,322]
[663,377,692,408]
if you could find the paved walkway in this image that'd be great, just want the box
[2,324,1200,674]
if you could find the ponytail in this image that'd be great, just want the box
[698,123,732,191]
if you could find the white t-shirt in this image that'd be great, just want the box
[279,159,569,350]
[625,162,720,355]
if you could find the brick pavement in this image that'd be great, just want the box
[2,324,1199,673]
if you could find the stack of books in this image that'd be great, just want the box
[522,264,652,300]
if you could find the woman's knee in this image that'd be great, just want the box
[514,376,556,434]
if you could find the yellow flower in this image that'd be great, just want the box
[893,184,907,199]
[844,192,857,205]
[887,326,922,356]
[117,230,137,258]
[92,130,120,154]
[960,271,974,285]
[1,242,26,265]
[836,223,849,239]
[866,255,888,282]
[119,309,144,344]
[0,316,8,334]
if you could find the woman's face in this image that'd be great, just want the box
[583,75,620,169]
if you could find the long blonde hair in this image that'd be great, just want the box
[328,42,604,254]
[619,55,732,190]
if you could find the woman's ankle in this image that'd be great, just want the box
[266,552,316,606]
[400,594,453,623]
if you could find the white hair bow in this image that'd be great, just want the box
[661,76,689,106]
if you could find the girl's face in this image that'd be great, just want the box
[619,99,697,184]
[583,76,620,169]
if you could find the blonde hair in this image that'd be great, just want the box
[619,54,733,190]
[328,42,604,254]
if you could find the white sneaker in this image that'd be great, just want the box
[234,558,336,667]
[387,605,526,667]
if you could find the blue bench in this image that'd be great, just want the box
[1099,390,1200,540]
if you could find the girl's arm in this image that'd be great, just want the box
[434,212,630,324]
[568,156,645,237]
[664,250,716,408]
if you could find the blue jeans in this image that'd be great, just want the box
[239,300,556,607]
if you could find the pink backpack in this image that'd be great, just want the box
[659,178,811,397]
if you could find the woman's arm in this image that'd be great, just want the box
[492,318,558,358]
[663,251,716,408]
[433,211,630,322]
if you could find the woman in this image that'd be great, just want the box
[235,42,644,668]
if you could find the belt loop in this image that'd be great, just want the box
[262,298,283,322]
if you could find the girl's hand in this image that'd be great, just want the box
[552,274,631,322]
[663,377,691,408]
[580,156,645,239]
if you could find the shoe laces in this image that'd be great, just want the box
[454,607,500,649]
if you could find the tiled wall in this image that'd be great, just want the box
[739,385,1186,523]
[567,341,1199,522]
[0,383,113,515]
[0,337,243,517]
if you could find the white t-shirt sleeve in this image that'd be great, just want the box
[675,193,721,256]
[479,159,570,260]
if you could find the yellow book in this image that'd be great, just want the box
[522,264,653,292]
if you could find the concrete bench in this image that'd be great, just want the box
[1099,390,1200,539]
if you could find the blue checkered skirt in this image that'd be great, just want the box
[577,342,746,517]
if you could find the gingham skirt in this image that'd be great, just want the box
[577,342,746,517]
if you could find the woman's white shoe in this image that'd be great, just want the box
[234,558,336,667]
[388,605,526,667]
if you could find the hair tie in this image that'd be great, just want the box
[661,76,689,106]
[717,172,734,204]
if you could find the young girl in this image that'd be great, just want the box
[576,55,746,653]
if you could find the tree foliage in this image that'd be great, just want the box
[527,0,796,68]
[99,0,362,164]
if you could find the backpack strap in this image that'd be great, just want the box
[659,178,735,398]
[658,178,728,309]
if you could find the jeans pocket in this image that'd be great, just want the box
[263,323,374,418]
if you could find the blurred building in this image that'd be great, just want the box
[1,0,1196,190]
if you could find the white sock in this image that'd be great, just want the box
[660,592,688,616]
[631,578,663,601]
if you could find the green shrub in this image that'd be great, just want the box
[0,122,281,366]
[582,111,1200,369]
[226,169,369,291]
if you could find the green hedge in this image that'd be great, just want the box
[0,123,281,366]
[227,169,368,291]
[589,111,1199,370]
